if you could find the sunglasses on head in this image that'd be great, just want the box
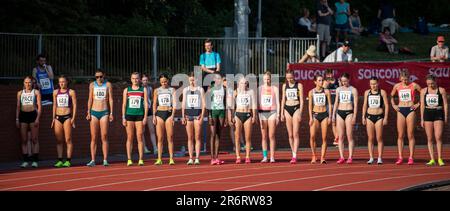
[95,75,103,79]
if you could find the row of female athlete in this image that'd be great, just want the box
[16,68,447,168]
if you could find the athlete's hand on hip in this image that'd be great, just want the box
[280,114,285,122]
[109,113,114,122]
[182,117,187,125]
[362,118,366,126]
[152,116,157,125]
[327,117,331,125]
[122,118,127,127]
[383,118,388,126]
[309,119,313,127]
[351,117,356,125]
[251,117,256,124]
[171,116,175,126]
[86,113,91,121]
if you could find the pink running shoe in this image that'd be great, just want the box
[290,157,297,164]
[211,159,217,165]
[245,158,251,164]
[407,158,414,165]
[346,158,353,164]
[216,159,225,165]
[395,157,403,165]
[235,158,242,164]
[337,158,345,164]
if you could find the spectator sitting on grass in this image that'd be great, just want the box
[298,45,320,63]
[378,0,398,35]
[349,9,365,36]
[379,27,398,54]
[323,41,352,63]
[298,8,317,37]
[430,36,449,62]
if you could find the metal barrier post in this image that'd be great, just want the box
[96,35,101,69]
[38,34,42,55]
[152,37,158,80]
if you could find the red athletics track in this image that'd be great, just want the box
[1,146,449,191]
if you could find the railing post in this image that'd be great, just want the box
[152,37,158,81]
[96,35,101,69]
[37,34,42,55]
[316,34,320,59]
[263,38,267,73]
[289,38,293,63]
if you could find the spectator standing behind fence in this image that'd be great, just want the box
[430,36,449,62]
[349,9,365,36]
[378,0,398,35]
[200,39,221,89]
[334,0,350,43]
[323,41,352,63]
[298,8,317,37]
[379,27,398,54]
[298,45,320,63]
[32,54,54,106]
[316,0,333,60]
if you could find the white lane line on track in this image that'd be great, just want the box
[314,172,450,191]
[225,167,438,191]
[0,164,246,191]
[143,165,408,191]
[68,165,345,191]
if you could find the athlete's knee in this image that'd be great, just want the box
[31,138,39,145]
[101,134,108,142]
[376,137,383,143]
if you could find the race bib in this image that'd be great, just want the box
[261,94,272,107]
[94,87,107,100]
[286,89,298,101]
[40,78,51,90]
[213,90,224,109]
[21,93,34,106]
[426,94,439,107]
[313,93,326,106]
[398,89,412,102]
[339,91,352,104]
[57,94,69,107]
[237,94,250,107]
[187,94,200,108]
[368,95,381,108]
[158,94,171,106]
[128,96,141,109]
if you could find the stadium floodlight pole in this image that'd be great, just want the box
[256,0,262,38]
